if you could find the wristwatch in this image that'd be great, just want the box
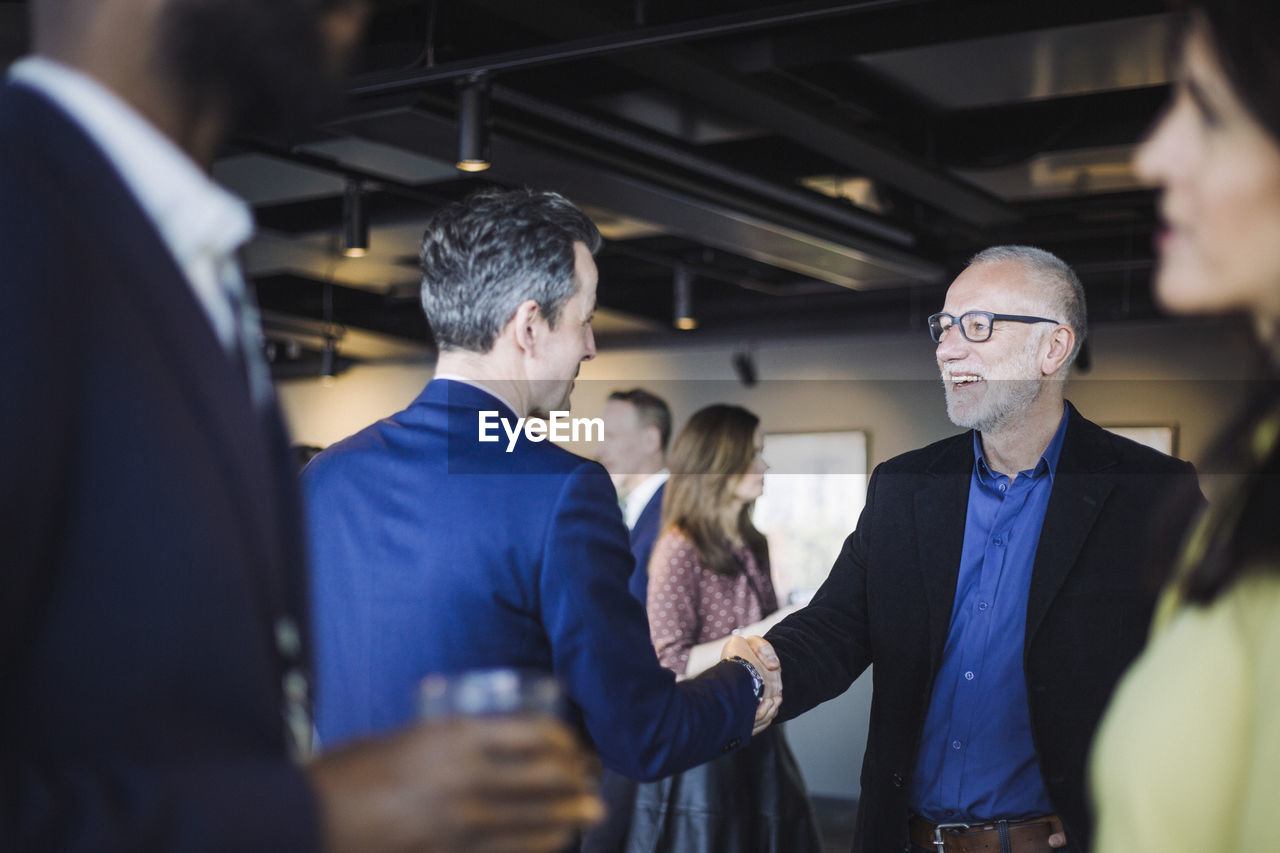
[726,655,764,701]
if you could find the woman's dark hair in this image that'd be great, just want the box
[1186,0,1280,145]
[1170,3,1280,603]
[1180,378,1280,605]
[660,404,768,577]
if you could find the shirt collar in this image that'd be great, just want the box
[431,374,521,418]
[8,57,254,269]
[623,469,669,528]
[973,405,1070,484]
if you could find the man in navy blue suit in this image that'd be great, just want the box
[599,388,672,605]
[2,2,603,851]
[589,387,670,852]
[304,190,781,787]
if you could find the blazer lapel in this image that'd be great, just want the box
[914,435,975,667]
[1024,403,1116,646]
[31,87,287,607]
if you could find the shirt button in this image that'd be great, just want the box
[978,601,989,611]
[951,740,962,750]
[993,537,1003,546]
[283,668,309,703]
[275,616,302,659]
[999,482,1007,493]
[964,671,975,681]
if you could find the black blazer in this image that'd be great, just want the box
[0,84,320,849]
[766,403,1201,853]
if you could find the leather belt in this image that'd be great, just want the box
[908,814,1064,853]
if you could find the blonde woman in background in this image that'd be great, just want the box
[1090,1,1280,849]
[627,404,820,852]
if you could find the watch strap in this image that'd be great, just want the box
[726,655,764,701]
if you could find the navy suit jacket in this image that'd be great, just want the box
[627,483,664,605]
[0,84,319,849]
[304,380,755,780]
[766,403,1201,852]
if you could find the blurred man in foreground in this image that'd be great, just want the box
[1,2,599,850]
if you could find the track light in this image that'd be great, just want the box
[673,266,697,330]
[342,180,369,258]
[456,74,491,172]
[732,349,758,387]
[320,281,339,386]
[320,334,338,387]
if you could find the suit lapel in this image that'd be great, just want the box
[1024,404,1116,646]
[26,86,288,609]
[914,435,974,666]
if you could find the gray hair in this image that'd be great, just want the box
[968,245,1087,368]
[419,188,602,353]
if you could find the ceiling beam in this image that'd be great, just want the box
[327,101,944,289]
[424,0,1018,227]
[348,0,930,95]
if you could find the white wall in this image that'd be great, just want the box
[277,315,1261,798]
[283,315,1262,467]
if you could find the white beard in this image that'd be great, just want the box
[943,340,1044,433]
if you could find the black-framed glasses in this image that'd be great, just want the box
[928,311,1061,343]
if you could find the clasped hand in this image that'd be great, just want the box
[720,634,782,736]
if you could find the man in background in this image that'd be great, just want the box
[1,2,599,850]
[599,388,672,604]
[740,246,1202,853]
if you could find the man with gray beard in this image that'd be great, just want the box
[727,246,1202,853]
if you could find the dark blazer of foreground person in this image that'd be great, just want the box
[0,83,318,848]
[766,403,1201,852]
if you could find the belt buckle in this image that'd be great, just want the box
[932,822,971,853]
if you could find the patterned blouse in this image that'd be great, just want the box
[646,528,779,675]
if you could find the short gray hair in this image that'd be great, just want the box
[419,188,602,353]
[968,245,1087,367]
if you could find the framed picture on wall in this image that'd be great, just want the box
[1103,424,1178,456]
[753,429,868,605]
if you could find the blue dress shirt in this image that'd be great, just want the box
[909,408,1069,822]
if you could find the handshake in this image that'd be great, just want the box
[720,634,784,736]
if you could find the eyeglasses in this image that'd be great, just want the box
[928,311,1061,343]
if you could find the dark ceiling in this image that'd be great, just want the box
[1,0,1180,373]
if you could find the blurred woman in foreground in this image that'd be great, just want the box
[1090,2,1280,850]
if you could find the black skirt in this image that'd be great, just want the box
[625,724,823,853]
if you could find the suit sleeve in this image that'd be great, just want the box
[537,463,756,781]
[765,464,883,723]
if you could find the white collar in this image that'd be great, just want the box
[624,469,669,529]
[8,56,254,347]
[432,374,522,417]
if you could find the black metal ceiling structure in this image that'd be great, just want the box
[0,0,1178,371]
